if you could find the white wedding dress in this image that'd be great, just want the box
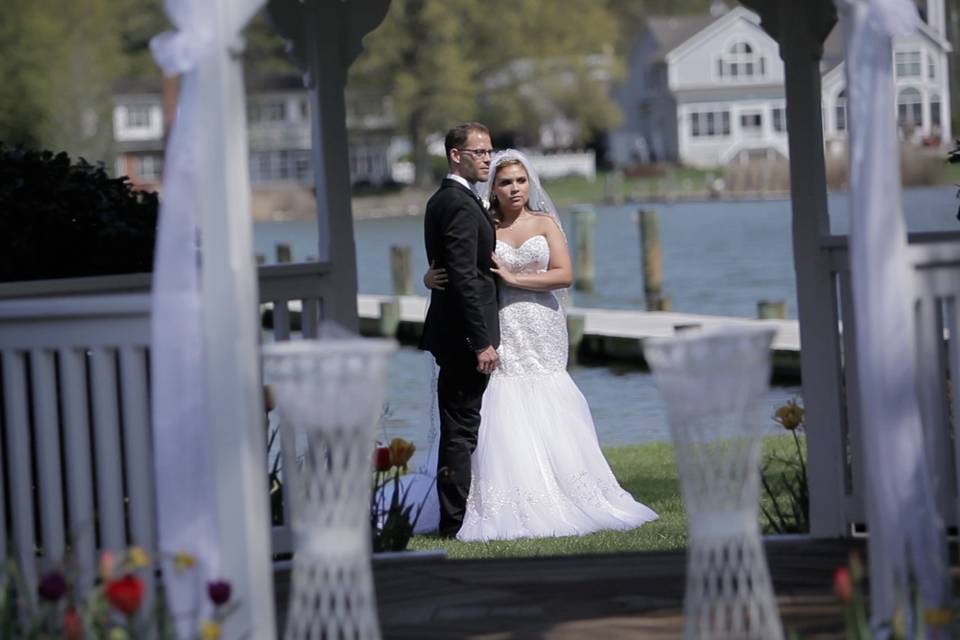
[456,235,659,541]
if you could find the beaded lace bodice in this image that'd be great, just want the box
[493,235,568,377]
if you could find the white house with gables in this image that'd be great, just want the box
[610,1,952,167]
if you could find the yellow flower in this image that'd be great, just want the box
[109,628,129,640]
[172,552,197,573]
[388,438,416,469]
[126,546,150,570]
[200,620,222,640]
[774,399,805,431]
[925,608,953,628]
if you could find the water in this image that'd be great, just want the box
[254,186,958,458]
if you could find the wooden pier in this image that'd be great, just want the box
[354,294,802,381]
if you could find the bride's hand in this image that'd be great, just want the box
[423,261,448,290]
[490,253,519,286]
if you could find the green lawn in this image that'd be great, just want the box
[407,436,803,560]
[542,168,718,207]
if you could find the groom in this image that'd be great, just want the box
[420,122,500,538]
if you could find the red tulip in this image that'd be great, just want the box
[105,574,145,616]
[64,605,83,640]
[373,446,392,472]
[833,566,853,602]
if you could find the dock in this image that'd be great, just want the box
[355,294,802,381]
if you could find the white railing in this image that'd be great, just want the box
[817,231,960,532]
[0,262,334,593]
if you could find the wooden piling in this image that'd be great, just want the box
[390,245,413,296]
[571,205,595,292]
[255,253,266,266]
[378,300,400,337]
[276,243,293,263]
[758,300,787,320]
[637,209,669,311]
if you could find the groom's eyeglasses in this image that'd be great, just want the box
[459,148,494,159]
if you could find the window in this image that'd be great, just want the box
[740,112,763,133]
[835,90,847,132]
[895,51,922,78]
[125,105,152,129]
[248,101,287,124]
[689,109,730,138]
[928,54,936,79]
[719,41,764,79]
[249,150,312,184]
[897,88,923,126]
[772,107,787,133]
[136,154,162,181]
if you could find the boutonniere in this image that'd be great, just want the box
[480,197,490,211]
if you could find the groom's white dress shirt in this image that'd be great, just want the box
[446,173,476,193]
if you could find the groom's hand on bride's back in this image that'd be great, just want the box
[476,345,498,374]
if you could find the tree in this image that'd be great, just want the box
[0,0,132,162]
[350,0,626,185]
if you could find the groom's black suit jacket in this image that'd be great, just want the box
[419,178,500,364]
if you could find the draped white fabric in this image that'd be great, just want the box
[838,0,949,626]
[149,0,264,635]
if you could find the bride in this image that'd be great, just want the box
[420,149,658,541]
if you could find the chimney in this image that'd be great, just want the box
[710,1,730,17]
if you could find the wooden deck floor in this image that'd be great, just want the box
[275,537,870,639]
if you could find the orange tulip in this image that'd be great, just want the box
[388,438,416,469]
[774,399,804,431]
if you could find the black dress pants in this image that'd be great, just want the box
[436,355,490,537]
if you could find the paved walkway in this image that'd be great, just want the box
[276,538,868,639]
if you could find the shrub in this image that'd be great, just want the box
[0,144,158,282]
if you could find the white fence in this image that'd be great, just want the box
[817,231,960,532]
[0,262,334,594]
[526,149,597,181]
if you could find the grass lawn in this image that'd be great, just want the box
[542,168,718,207]
[407,436,803,560]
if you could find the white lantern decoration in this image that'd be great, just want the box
[644,326,784,640]
[263,338,396,640]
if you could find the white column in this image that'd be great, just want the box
[196,2,276,637]
[776,0,850,537]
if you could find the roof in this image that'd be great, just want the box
[647,14,720,60]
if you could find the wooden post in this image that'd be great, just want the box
[566,313,586,366]
[390,245,413,296]
[757,300,787,319]
[571,205,595,292]
[637,209,669,311]
[378,300,400,337]
[275,243,293,263]
[255,253,265,266]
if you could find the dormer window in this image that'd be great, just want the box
[895,50,922,78]
[125,105,152,129]
[717,41,765,79]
